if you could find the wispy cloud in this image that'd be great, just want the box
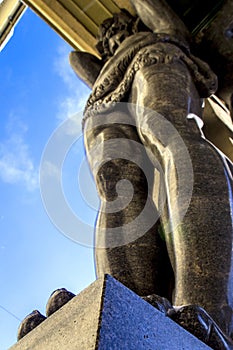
[0,116,38,191]
[53,44,90,125]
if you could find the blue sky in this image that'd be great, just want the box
[0,8,97,349]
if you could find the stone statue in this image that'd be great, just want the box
[70,1,233,349]
[16,1,233,348]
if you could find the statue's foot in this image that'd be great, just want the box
[142,294,174,315]
[170,305,233,350]
[46,288,75,316]
[17,288,75,341]
[17,310,46,341]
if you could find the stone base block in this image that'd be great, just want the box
[10,275,212,349]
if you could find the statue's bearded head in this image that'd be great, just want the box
[96,9,147,61]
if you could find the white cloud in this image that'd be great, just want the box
[0,117,38,191]
[54,45,77,91]
[53,44,90,125]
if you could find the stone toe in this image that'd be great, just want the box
[46,288,75,317]
[17,310,46,341]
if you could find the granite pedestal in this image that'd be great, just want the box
[10,275,212,349]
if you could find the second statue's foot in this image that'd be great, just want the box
[143,295,233,350]
[170,305,233,350]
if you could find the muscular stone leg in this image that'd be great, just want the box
[84,110,174,298]
[134,61,233,335]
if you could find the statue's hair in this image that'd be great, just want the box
[98,9,134,37]
[96,9,146,61]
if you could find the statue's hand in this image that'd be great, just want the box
[130,0,190,44]
[69,51,103,88]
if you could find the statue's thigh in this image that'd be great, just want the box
[133,61,201,123]
[84,115,149,200]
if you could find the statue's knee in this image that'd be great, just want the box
[96,160,122,200]
[95,159,147,201]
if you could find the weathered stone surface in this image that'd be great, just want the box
[10,275,212,350]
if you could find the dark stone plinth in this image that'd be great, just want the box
[10,275,212,350]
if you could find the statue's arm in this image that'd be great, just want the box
[69,51,103,88]
[130,0,190,43]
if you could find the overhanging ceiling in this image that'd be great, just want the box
[23,0,225,55]
[0,0,26,50]
[22,0,135,55]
